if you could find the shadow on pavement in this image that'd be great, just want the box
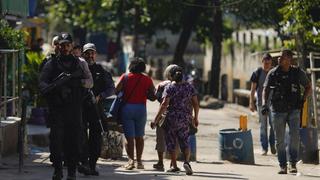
[196,161,224,165]
[302,174,320,179]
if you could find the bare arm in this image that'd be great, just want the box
[147,84,157,101]
[114,78,124,94]
[249,82,257,112]
[191,95,199,127]
[153,97,170,125]
[79,59,93,88]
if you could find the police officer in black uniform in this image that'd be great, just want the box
[39,32,93,180]
[78,43,115,176]
[262,50,311,174]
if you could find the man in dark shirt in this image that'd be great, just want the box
[249,53,276,156]
[262,50,311,174]
[78,43,115,176]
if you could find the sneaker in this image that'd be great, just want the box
[183,162,193,175]
[261,150,267,156]
[289,163,297,173]
[153,162,164,171]
[270,145,277,154]
[167,167,180,173]
[278,166,287,174]
[124,160,135,170]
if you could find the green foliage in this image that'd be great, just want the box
[0,19,26,49]
[23,52,45,106]
[46,0,154,33]
[248,41,265,53]
[279,0,320,51]
[283,39,296,50]
[222,38,233,55]
[225,0,285,28]
[155,38,169,50]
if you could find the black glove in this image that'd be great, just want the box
[261,104,269,115]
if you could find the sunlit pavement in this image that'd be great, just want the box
[0,100,319,180]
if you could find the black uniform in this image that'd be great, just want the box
[80,63,114,173]
[39,53,56,72]
[39,54,93,176]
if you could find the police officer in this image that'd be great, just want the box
[39,32,93,180]
[262,50,311,174]
[78,43,115,176]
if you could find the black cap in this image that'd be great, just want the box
[58,32,73,44]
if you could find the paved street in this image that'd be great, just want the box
[0,101,320,180]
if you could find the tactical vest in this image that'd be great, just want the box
[89,64,109,96]
[270,66,302,112]
[46,55,84,106]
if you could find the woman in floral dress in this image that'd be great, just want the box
[152,66,199,175]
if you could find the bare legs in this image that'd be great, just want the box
[125,137,135,161]
[135,136,144,164]
[157,151,164,164]
[124,136,144,169]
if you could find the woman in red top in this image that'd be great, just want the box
[115,57,156,170]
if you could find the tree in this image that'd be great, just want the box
[46,0,177,55]
[210,0,223,98]
[227,0,285,39]
[172,0,208,67]
[280,0,320,68]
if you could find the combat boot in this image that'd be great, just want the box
[67,167,76,180]
[89,161,99,176]
[52,169,63,180]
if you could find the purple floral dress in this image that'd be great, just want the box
[162,82,197,152]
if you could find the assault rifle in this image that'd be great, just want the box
[40,70,82,95]
[86,90,106,135]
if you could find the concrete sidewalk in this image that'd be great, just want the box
[0,101,319,180]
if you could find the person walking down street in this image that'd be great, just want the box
[78,43,115,176]
[151,66,199,175]
[262,49,311,174]
[151,64,179,171]
[249,53,276,156]
[39,32,93,180]
[115,57,156,170]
